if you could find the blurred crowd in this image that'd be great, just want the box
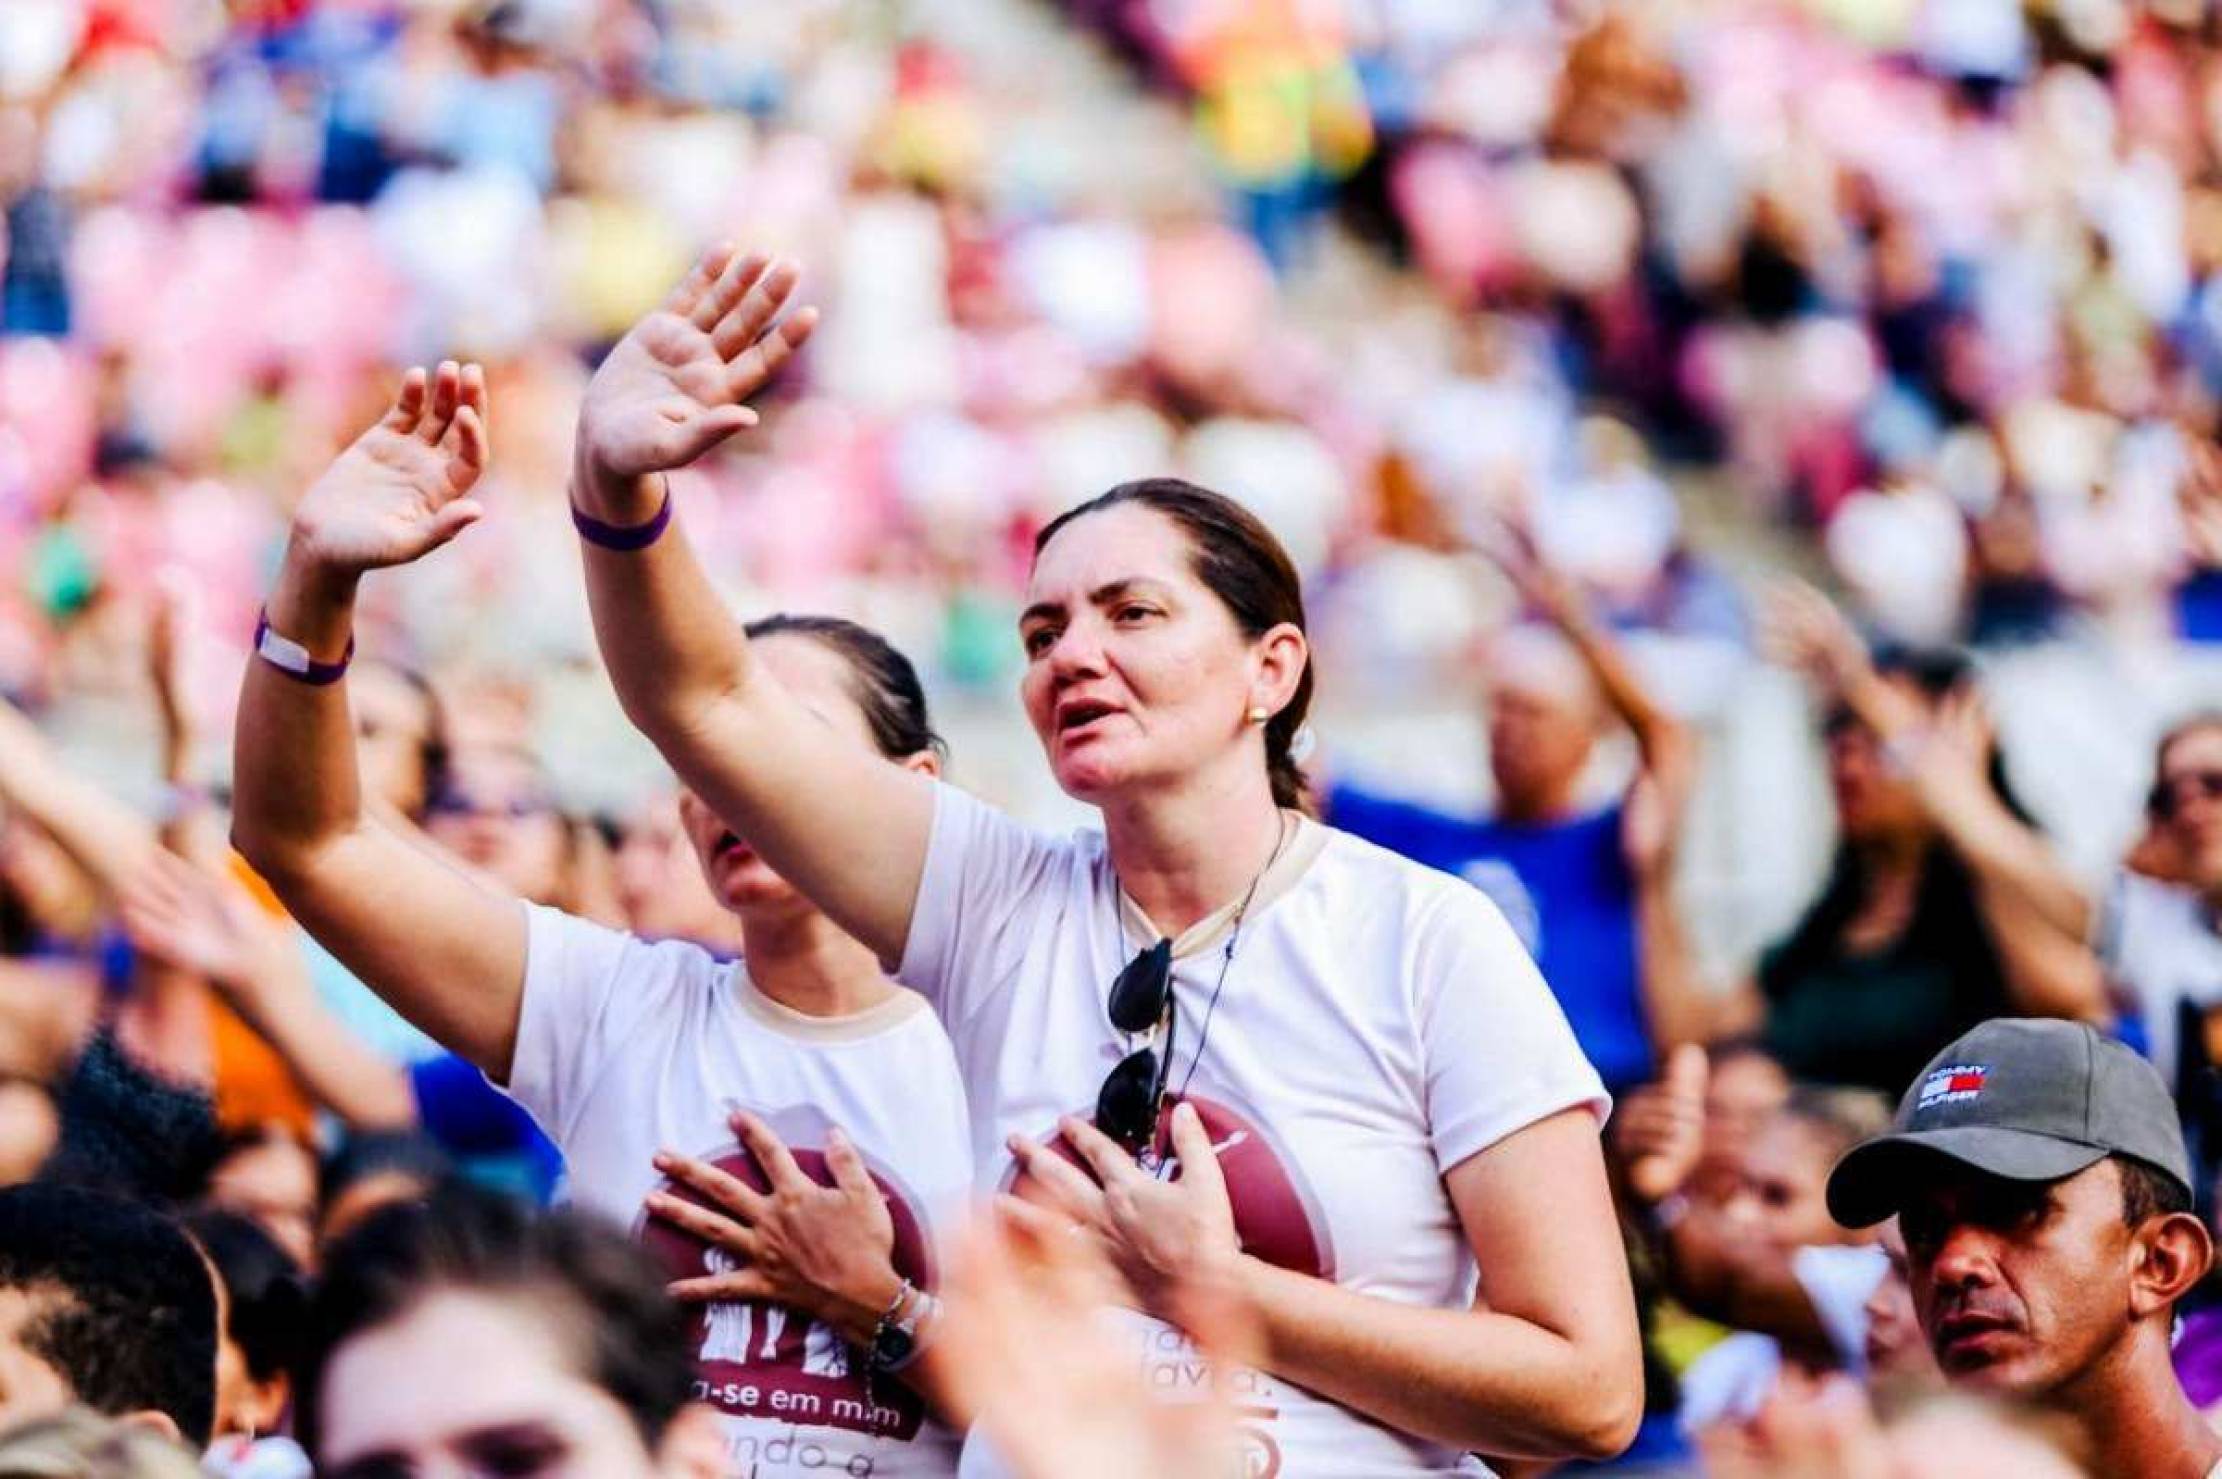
[16,0,2222,1477]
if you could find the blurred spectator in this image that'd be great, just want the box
[297,1183,724,1478]
[314,1130,454,1255]
[1697,584,2104,1093]
[0,1408,205,1479]
[181,1209,310,1478]
[1614,1045,1893,1436]
[0,1183,217,1447]
[1326,513,1699,1093]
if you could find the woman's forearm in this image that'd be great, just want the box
[0,700,158,895]
[224,952,416,1129]
[1234,1259,1641,1462]
[231,549,370,877]
[1918,769,2095,942]
[1635,873,1721,1049]
[571,466,760,768]
[1976,878,2109,1022]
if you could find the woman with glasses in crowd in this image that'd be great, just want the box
[231,362,971,1477]
[1691,583,2104,1096]
[564,245,1643,1474]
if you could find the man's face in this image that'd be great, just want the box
[0,1288,76,1431]
[1898,1161,2134,1398]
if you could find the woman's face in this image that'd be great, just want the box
[1720,1115,1859,1255]
[2156,725,2222,893]
[424,749,569,906]
[1693,1050,1791,1202]
[677,635,918,919]
[206,1136,319,1272]
[351,666,438,822]
[1827,677,1933,843]
[316,1291,677,1479]
[1020,504,1292,806]
[614,801,728,943]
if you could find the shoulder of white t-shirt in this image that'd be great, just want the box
[2113,870,2218,944]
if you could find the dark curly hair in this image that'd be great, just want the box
[0,1183,218,1445]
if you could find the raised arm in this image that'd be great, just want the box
[1477,513,1725,1047]
[1480,513,1694,781]
[1761,580,2095,945]
[144,580,234,867]
[568,248,932,964]
[230,363,529,1078]
[0,696,159,898]
[120,849,415,1129]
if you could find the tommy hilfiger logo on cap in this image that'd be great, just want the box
[1918,1064,1990,1109]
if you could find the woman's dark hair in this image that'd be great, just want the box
[1769,645,2034,1012]
[182,1208,307,1384]
[1033,478,1313,808]
[296,1183,695,1459]
[743,614,945,762]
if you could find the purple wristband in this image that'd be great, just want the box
[253,610,354,686]
[571,484,673,552]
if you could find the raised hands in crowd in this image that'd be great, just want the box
[6,225,2222,1479]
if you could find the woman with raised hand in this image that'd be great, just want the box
[569,245,1644,1474]
[231,362,972,1477]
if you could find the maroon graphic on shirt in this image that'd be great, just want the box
[637,1128,936,1442]
[1005,1092,1334,1281]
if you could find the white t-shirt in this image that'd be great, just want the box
[898,786,1608,1478]
[2097,871,2222,1087]
[506,903,971,1479]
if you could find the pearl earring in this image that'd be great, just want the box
[1247,705,1270,724]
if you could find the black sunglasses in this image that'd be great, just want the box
[1095,938,1175,1158]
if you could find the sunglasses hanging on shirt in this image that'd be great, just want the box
[1095,937,1175,1157]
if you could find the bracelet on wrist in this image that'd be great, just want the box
[571,478,673,552]
[253,609,353,686]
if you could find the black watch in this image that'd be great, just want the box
[868,1281,934,1373]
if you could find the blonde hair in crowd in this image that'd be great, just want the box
[0,1408,204,1479]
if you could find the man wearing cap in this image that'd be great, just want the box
[1827,1017,2222,1478]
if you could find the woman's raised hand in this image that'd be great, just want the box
[573,247,818,496]
[290,361,490,576]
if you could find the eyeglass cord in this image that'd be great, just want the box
[1133,810,1293,1176]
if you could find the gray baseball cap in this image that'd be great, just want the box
[1826,1018,2191,1228]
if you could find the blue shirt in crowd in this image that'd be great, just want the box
[1328,784,1654,1094]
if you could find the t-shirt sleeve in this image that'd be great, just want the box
[504,902,703,1146]
[897,782,1073,1028]
[1411,878,1610,1174]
